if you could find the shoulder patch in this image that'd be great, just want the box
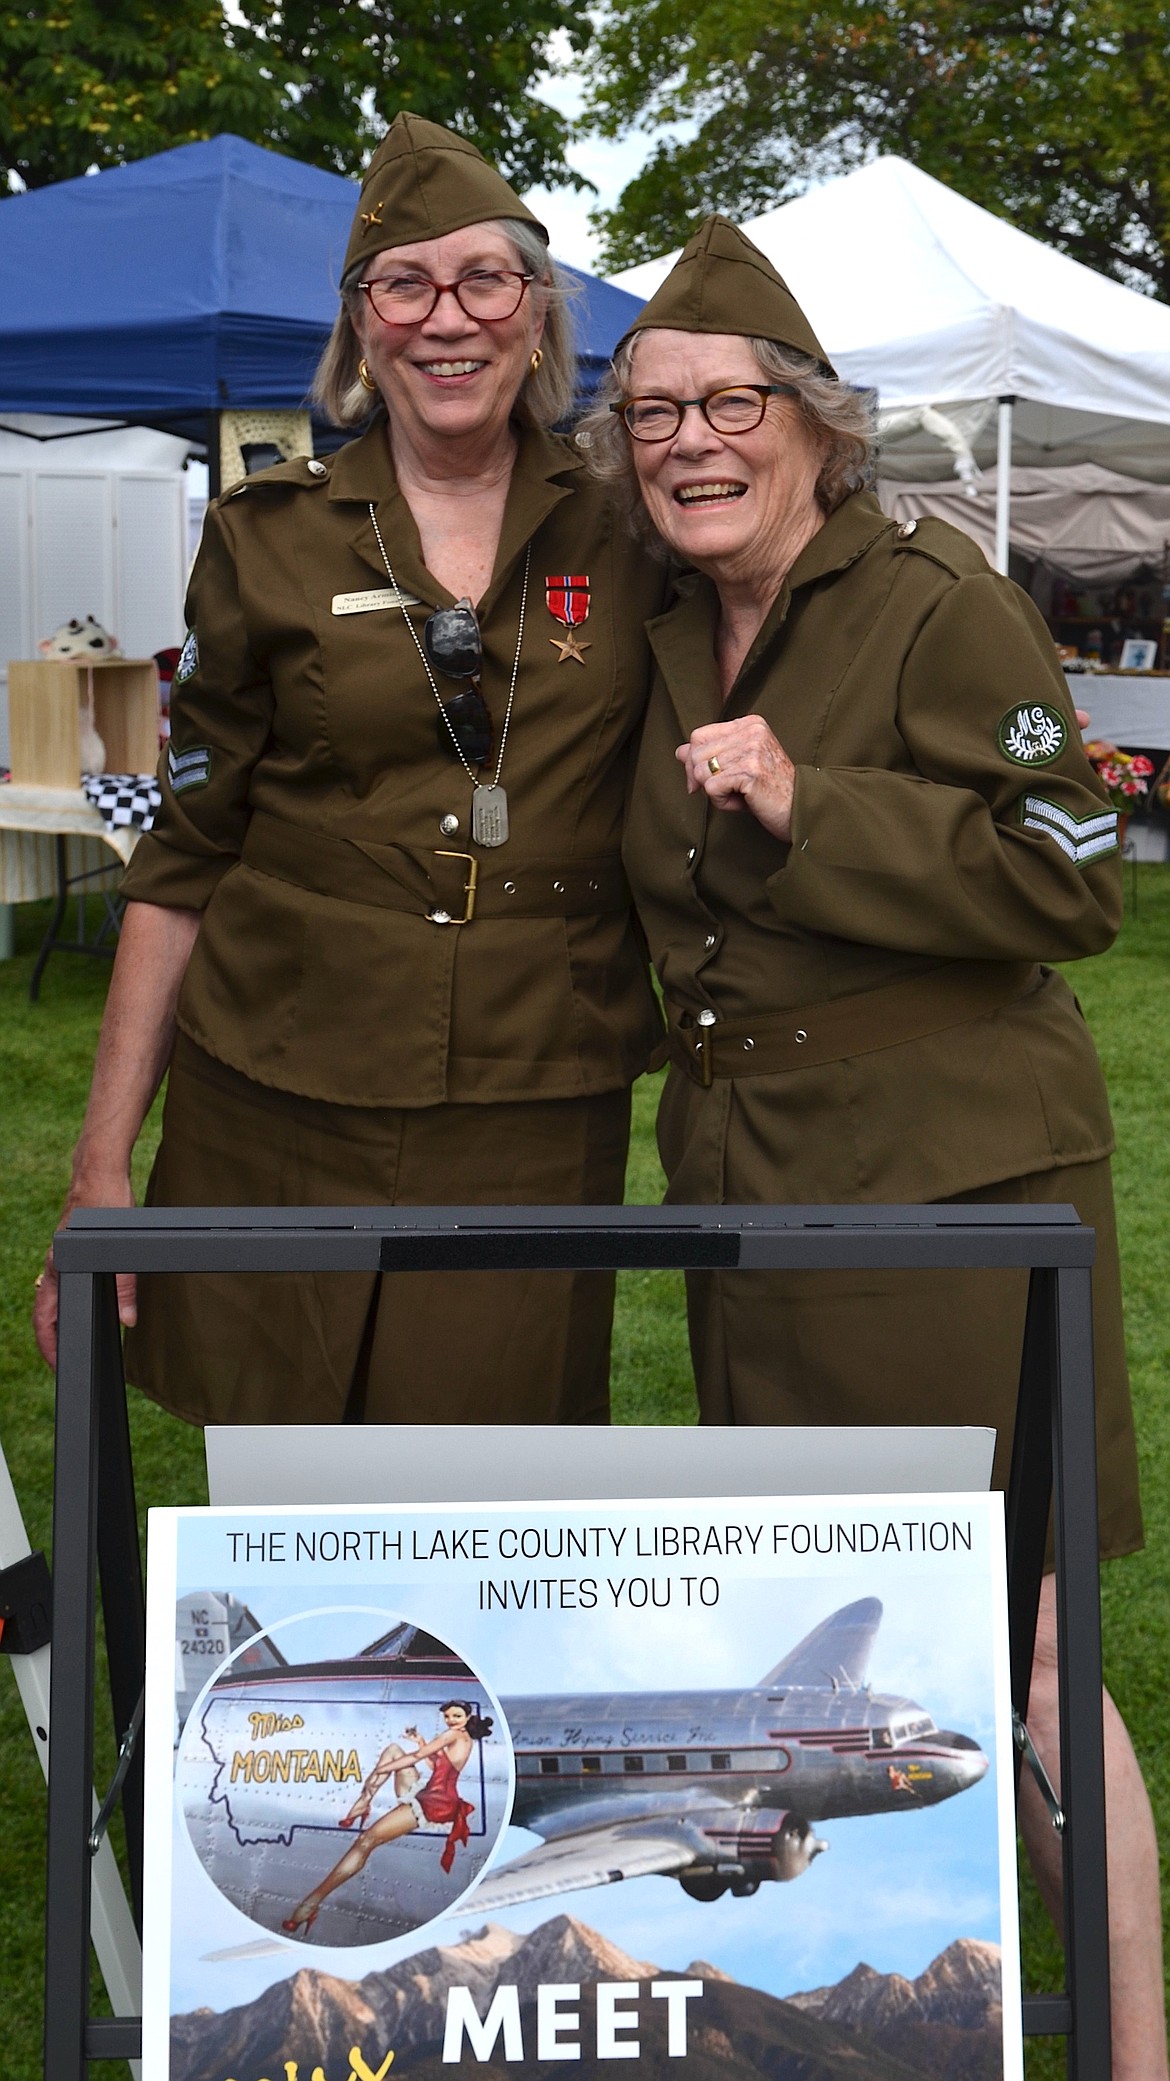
[174,629,199,684]
[998,702,1067,766]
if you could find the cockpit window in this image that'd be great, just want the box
[889,1715,937,1745]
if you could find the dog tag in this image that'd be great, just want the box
[472,784,509,847]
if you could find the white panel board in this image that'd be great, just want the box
[206,1423,996,1507]
[0,472,30,765]
[115,476,186,657]
[32,474,113,643]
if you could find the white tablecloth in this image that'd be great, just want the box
[0,784,139,903]
[1071,674,1170,746]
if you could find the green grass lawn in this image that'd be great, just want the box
[2,879,1168,2077]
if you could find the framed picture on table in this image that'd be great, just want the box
[1119,638,1158,671]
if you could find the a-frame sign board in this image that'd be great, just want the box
[46,1202,1110,2076]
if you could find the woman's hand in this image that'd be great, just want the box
[676,717,797,841]
[30,899,202,1372]
[34,1167,138,1369]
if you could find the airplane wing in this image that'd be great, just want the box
[758,1597,883,1690]
[467,1817,714,1910]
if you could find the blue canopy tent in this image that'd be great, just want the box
[0,134,641,476]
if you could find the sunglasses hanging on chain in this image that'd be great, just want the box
[367,504,529,847]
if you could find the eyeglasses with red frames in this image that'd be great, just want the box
[612,383,798,442]
[357,269,534,326]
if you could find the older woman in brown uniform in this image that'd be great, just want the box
[33,115,664,1426]
[580,216,1163,2078]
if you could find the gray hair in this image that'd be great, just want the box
[312,219,579,430]
[575,334,875,552]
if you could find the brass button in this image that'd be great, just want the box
[440,813,460,836]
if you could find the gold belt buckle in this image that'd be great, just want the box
[430,850,478,925]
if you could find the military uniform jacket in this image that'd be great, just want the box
[623,492,1122,1203]
[123,419,666,1107]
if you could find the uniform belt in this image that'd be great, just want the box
[669,960,1041,1085]
[241,810,631,924]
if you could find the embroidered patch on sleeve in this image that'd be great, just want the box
[997,702,1067,765]
[1018,793,1119,865]
[168,743,211,795]
[174,629,199,684]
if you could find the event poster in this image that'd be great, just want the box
[142,1492,1022,2081]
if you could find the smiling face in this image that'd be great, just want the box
[352,223,547,455]
[442,1704,471,1730]
[625,330,825,591]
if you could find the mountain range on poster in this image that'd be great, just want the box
[169,1913,1005,2081]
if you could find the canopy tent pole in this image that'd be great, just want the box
[206,411,222,500]
[995,397,1015,574]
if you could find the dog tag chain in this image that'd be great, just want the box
[368,503,528,848]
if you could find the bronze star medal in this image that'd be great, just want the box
[546,573,591,665]
[549,628,592,665]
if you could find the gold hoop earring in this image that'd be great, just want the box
[529,349,543,375]
[358,358,377,393]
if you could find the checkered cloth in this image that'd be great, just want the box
[81,772,161,832]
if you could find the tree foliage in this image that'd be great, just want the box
[0,0,591,196]
[585,0,1170,297]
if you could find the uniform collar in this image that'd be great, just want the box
[646,491,894,737]
[784,489,893,591]
[330,416,583,610]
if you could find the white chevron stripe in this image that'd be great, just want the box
[1022,810,1119,866]
[1022,794,1117,840]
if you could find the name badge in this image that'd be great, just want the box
[331,587,420,616]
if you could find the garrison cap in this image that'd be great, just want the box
[344,112,548,279]
[621,214,834,375]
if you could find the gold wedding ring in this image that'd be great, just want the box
[707,755,722,775]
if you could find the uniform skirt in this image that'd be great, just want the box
[125,1036,631,1427]
[658,1067,1143,1561]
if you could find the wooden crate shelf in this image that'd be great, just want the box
[7,658,160,788]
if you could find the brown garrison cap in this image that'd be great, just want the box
[343,113,548,279]
[621,213,834,374]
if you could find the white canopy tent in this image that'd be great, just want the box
[876,463,1170,585]
[611,158,1170,573]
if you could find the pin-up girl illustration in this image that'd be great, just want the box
[283,1701,493,1935]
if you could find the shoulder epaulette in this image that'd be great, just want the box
[888,515,992,580]
[220,456,331,503]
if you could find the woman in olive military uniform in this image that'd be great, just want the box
[579,216,1163,2080]
[33,114,665,1427]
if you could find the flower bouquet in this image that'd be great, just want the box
[1083,742,1155,811]
[1083,742,1155,849]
